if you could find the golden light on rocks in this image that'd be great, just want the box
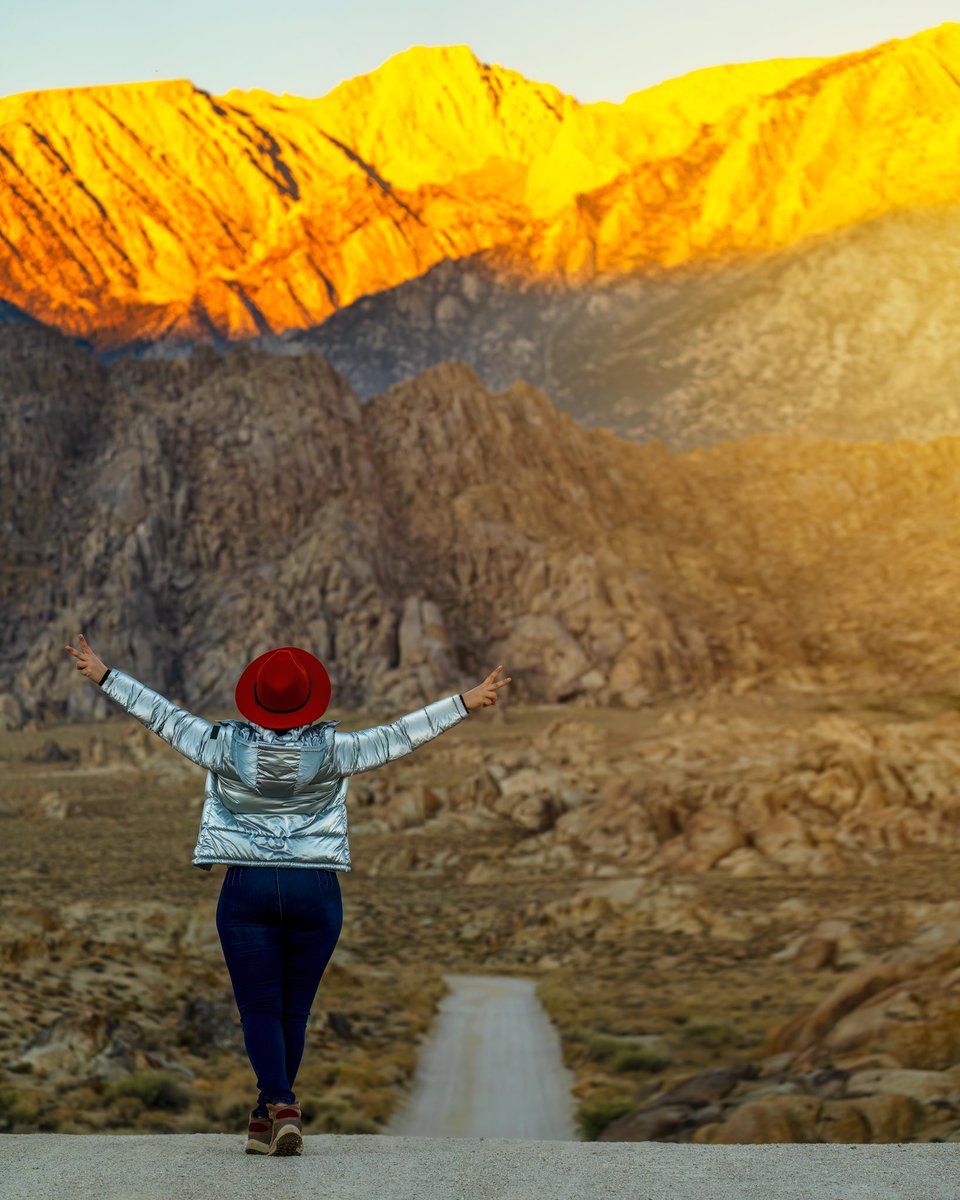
[2,25,960,349]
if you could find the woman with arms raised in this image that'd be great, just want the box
[64,632,510,1157]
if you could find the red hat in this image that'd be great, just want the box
[235,646,331,729]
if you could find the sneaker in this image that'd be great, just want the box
[266,1100,303,1156]
[245,1107,272,1155]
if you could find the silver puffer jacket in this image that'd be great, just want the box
[98,668,470,871]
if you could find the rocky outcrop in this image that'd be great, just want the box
[459,709,960,880]
[8,323,960,727]
[577,913,960,1145]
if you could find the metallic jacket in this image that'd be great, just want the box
[98,668,470,872]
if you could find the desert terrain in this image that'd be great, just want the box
[7,17,960,1154]
[4,682,960,1142]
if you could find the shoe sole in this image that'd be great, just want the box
[245,1140,271,1154]
[269,1125,304,1156]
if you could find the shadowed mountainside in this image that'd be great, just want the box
[5,320,960,729]
[252,205,960,449]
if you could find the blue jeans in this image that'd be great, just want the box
[216,865,343,1115]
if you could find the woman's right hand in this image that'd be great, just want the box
[65,633,109,683]
[462,665,512,712]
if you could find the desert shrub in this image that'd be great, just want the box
[135,1110,179,1132]
[0,1087,42,1131]
[329,1108,380,1134]
[330,1060,385,1089]
[536,980,581,1023]
[578,1093,636,1140]
[583,1032,671,1073]
[105,1070,191,1112]
[675,1019,745,1049]
[296,1095,349,1133]
[609,1044,672,1073]
[109,1095,147,1124]
[299,1096,379,1134]
[378,1045,417,1082]
[220,1097,253,1123]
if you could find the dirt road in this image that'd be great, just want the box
[382,974,580,1140]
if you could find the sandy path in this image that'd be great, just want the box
[382,974,580,1140]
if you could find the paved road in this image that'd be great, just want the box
[5,1136,960,1199]
[382,973,580,1140]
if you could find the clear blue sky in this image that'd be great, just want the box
[1,0,956,104]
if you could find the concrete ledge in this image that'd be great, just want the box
[4,1135,960,1199]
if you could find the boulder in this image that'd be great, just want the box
[381,785,443,831]
[655,1064,759,1109]
[600,1103,691,1141]
[693,1095,822,1143]
[676,808,743,871]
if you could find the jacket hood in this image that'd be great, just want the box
[218,718,342,811]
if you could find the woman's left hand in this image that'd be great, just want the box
[64,633,108,682]
[461,664,512,712]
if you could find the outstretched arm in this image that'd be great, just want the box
[332,665,512,777]
[64,633,230,772]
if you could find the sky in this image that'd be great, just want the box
[1,0,957,105]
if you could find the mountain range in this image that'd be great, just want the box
[3,26,960,446]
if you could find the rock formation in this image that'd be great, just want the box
[7,320,960,727]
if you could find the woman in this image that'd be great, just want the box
[64,632,510,1156]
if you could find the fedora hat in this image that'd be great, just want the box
[235,646,331,729]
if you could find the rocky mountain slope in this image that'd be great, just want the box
[2,25,960,357]
[5,320,960,730]
[255,204,960,448]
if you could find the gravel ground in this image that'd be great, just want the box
[5,1136,960,1199]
